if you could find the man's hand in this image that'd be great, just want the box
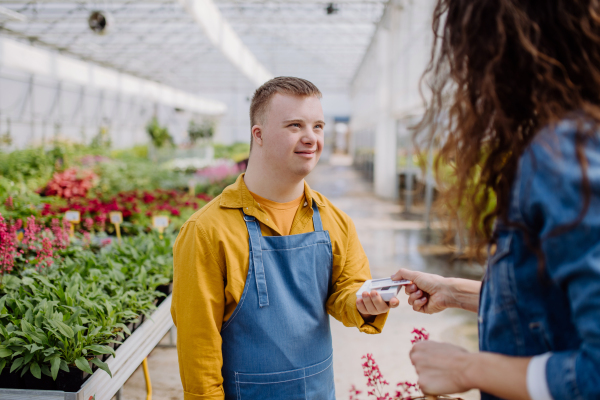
[356,290,399,320]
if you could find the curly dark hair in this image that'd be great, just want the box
[417,0,598,260]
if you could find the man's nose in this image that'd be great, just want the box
[301,127,317,143]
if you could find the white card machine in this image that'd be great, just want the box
[356,278,412,302]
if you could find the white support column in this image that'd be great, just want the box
[373,25,398,200]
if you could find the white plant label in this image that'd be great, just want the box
[152,216,169,229]
[109,211,123,224]
[65,210,81,223]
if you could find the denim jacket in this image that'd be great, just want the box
[478,119,600,400]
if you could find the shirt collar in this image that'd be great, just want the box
[219,173,325,210]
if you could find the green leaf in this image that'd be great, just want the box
[23,353,34,365]
[90,357,112,378]
[0,345,12,358]
[51,320,74,338]
[86,345,115,357]
[50,357,61,380]
[30,361,41,379]
[0,359,6,375]
[74,357,93,374]
[59,359,69,373]
[10,357,24,373]
[41,364,51,377]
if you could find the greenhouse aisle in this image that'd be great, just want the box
[116,159,481,400]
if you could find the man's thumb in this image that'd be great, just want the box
[391,268,419,282]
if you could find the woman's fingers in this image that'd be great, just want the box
[412,296,428,312]
[405,283,419,295]
[408,290,423,305]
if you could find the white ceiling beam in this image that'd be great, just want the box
[0,37,226,115]
[177,0,273,87]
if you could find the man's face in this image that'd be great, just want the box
[254,93,325,178]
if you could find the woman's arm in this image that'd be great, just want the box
[410,341,531,400]
[391,269,481,313]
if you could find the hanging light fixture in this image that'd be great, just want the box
[325,3,339,15]
[88,10,113,35]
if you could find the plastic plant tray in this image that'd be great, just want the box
[0,294,174,400]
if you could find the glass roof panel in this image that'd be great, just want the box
[0,0,387,93]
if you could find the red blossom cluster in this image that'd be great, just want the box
[411,328,429,344]
[349,327,429,400]
[40,168,99,199]
[0,213,17,273]
[361,353,391,400]
[0,214,70,274]
[40,189,212,233]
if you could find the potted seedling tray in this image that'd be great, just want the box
[0,294,174,400]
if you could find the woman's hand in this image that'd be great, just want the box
[410,341,472,395]
[392,269,481,313]
[391,269,452,314]
[357,290,399,320]
[411,341,533,400]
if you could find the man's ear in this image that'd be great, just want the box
[251,125,263,146]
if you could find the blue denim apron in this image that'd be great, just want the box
[221,202,335,400]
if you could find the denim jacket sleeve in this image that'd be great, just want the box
[518,124,600,400]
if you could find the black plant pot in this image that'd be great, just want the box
[21,372,56,390]
[55,365,91,392]
[0,370,22,389]
[113,334,124,351]
[155,282,173,306]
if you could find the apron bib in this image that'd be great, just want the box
[221,202,335,400]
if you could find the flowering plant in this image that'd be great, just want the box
[39,189,211,235]
[0,214,69,277]
[39,168,98,199]
[349,328,430,400]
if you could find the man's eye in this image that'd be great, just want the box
[315,125,323,129]
[289,123,300,128]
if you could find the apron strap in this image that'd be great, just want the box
[312,201,324,232]
[243,214,270,308]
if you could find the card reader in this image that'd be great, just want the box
[356,278,412,302]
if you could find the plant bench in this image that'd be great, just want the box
[0,294,174,400]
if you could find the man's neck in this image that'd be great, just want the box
[243,160,305,203]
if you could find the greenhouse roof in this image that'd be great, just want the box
[0,0,387,93]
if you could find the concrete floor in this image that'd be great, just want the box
[117,160,482,400]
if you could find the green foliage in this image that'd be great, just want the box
[0,232,174,381]
[188,120,214,144]
[195,174,238,198]
[213,142,250,162]
[110,145,149,161]
[146,117,174,149]
[93,159,185,196]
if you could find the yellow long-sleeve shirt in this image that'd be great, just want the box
[171,174,387,400]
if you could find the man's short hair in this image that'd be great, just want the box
[249,77,322,142]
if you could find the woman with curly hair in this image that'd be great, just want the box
[392,1,600,399]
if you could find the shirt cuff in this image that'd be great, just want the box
[527,352,554,400]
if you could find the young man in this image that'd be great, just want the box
[171,77,397,400]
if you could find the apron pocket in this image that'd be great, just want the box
[235,355,335,400]
[304,355,335,400]
[236,368,305,400]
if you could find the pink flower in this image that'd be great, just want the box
[84,217,94,232]
[411,328,429,344]
[0,213,17,273]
